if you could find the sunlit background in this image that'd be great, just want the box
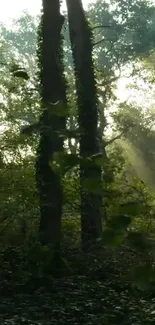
[0,0,153,103]
[0,0,128,104]
[0,0,96,24]
[1,0,155,110]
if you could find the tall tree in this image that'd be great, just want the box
[36,0,67,255]
[66,0,102,251]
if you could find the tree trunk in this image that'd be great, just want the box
[66,0,102,251]
[36,0,67,260]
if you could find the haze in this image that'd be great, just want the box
[0,0,96,23]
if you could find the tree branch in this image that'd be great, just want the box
[93,38,105,47]
[92,25,111,30]
[97,73,120,87]
[0,215,8,223]
[105,133,123,146]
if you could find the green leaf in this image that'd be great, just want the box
[12,69,29,80]
[91,153,105,167]
[127,231,152,252]
[50,160,62,174]
[63,153,80,172]
[129,264,155,290]
[49,152,79,175]
[20,123,40,135]
[107,215,132,231]
[50,101,69,117]
[119,201,143,216]
[82,177,102,195]
[102,228,125,248]
[82,154,108,169]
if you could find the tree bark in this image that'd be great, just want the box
[36,0,67,259]
[66,0,102,251]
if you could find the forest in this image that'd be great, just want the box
[1,0,155,323]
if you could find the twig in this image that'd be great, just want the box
[93,38,105,47]
[92,25,111,30]
[105,133,123,146]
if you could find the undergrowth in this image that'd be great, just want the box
[0,238,155,324]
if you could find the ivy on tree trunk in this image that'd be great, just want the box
[36,0,67,264]
[66,0,103,251]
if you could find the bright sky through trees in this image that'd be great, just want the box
[0,0,97,23]
[1,0,154,108]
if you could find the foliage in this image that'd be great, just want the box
[0,278,155,324]
[1,1,155,324]
[0,241,155,324]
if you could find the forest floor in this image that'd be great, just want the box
[0,276,155,325]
